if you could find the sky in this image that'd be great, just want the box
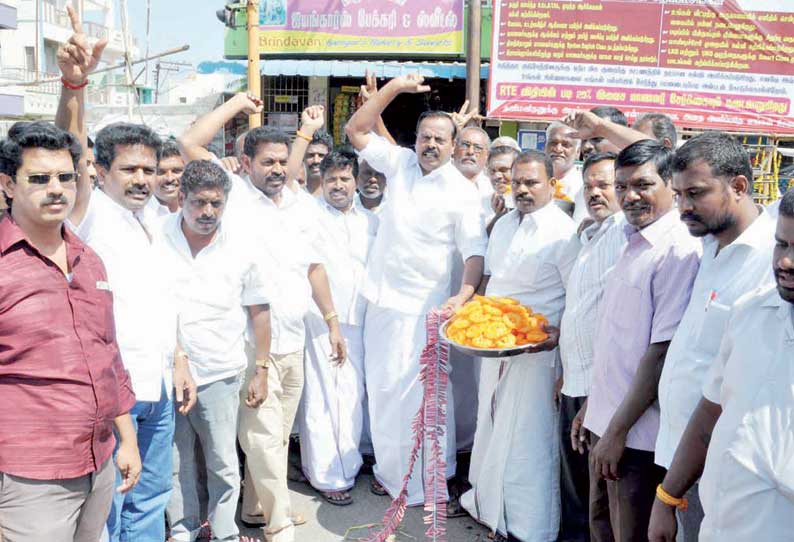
[125,0,227,71]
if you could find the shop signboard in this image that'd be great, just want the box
[487,1,794,134]
[242,0,465,57]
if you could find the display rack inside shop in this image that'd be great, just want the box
[331,86,362,146]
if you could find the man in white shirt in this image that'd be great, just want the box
[146,138,184,217]
[648,189,794,542]
[461,151,580,541]
[298,150,379,506]
[355,159,386,214]
[162,160,271,542]
[651,132,776,541]
[545,121,586,223]
[487,145,519,221]
[450,125,492,460]
[558,151,625,542]
[345,74,487,505]
[179,95,345,542]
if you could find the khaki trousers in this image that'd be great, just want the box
[0,458,114,542]
[238,348,304,542]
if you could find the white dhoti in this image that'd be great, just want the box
[363,303,456,506]
[461,352,560,542]
[298,313,365,491]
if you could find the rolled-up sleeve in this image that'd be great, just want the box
[357,133,412,182]
[455,199,488,262]
[242,258,271,307]
[112,347,137,415]
[650,245,701,344]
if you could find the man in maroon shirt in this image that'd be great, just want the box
[0,121,141,542]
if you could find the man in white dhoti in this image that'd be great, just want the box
[345,74,488,505]
[648,188,794,542]
[298,149,379,505]
[461,151,581,542]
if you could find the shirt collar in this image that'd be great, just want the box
[727,206,775,249]
[0,213,85,260]
[624,208,679,246]
[323,198,359,217]
[516,200,558,228]
[93,187,147,223]
[166,211,226,251]
[240,175,297,209]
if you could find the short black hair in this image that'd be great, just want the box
[488,145,519,163]
[244,126,291,159]
[779,189,794,218]
[0,121,81,208]
[513,150,553,179]
[0,121,81,177]
[616,139,674,183]
[309,130,334,153]
[320,147,359,179]
[672,132,753,194]
[590,106,628,127]
[179,160,231,196]
[416,110,457,141]
[634,113,678,148]
[95,122,163,170]
[582,151,618,176]
[160,138,182,160]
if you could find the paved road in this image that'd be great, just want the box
[238,473,491,542]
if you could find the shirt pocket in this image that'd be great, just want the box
[71,288,116,344]
[604,279,642,334]
[696,301,731,357]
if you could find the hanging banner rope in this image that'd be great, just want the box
[367,310,450,542]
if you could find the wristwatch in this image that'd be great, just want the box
[255,356,271,369]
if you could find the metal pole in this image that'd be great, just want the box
[247,0,262,128]
[144,0,151,87]
[465,0,482,120]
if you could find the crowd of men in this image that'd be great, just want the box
[1,10,793,542]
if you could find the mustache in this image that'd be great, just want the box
[588,196,608,206]
[126,185,149,194]
[422,149,439,158]
[265,173,285,183]
[680,212,702,223]
[42,195,68,206]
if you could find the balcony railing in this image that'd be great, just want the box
[0,67,64,95]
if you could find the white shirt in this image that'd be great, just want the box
[222,169,322,355]
[655,210,776,468]
[358,135,488,315]
[71,189,176,401]
[312,200,379,326]
[156,214,270,387]
[354,192,387,215]
[559,212,627,397]
[698,285,794,542]
[486,204,580,365]
[766,198,780,219]
[474,171,495,223]
[145,196,173,219]
[558,165,588,224]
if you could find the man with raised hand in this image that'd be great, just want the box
[345,74,487,505]
[648,188,794,542]
[54,9,195,541]
[0,120,140,542]
[298,149,379,506]
[545,122,586,223]
[653,132,776,541]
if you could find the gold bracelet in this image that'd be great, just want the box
[255,357,271,369]
[656,484,688,510]
[323,311,338,322]
[296,130,312,142]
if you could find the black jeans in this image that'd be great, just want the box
[559,394,591,542]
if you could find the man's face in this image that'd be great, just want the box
[545,127,579,177]
[672,159,738,238]
[415,117,455,174]
[243,142,289,199]
[583,159,620,222]
[453,129,489,179]
[356,160,386,200]
[85,147,99,188]
[615,161,674,229]
[155,155,185,206]
[98,144,157,211]
[512,160,555,216]
[773,214,794,304]
[3,148,76,227]
[178,187,226,237]
[323,165,357,211]
[487,153,514,194]
[581,137,621,161]
[304,143,329,180]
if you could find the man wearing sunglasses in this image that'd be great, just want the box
[0,121,140,542]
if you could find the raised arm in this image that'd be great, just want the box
[285,105,325,192]
[345,74,430,151]
[564,110,652,151]
[55,5,107,227]
[178,93,263,163]
[359,70,396,145]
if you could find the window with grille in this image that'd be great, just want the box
[262,75,309,133]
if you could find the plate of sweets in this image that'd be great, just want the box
[440,295,550,358]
